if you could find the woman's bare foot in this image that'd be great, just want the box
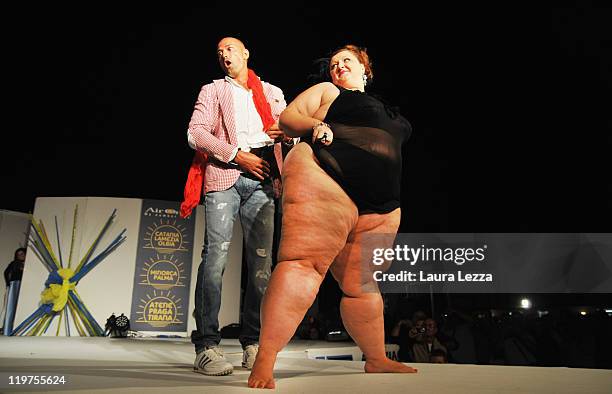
[365,358,418,373]
[247,348,277,389]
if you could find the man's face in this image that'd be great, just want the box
[16,250,26,262]
[216,37,249,78]
[425,318,438,336]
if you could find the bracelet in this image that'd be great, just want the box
[312,122,330,132]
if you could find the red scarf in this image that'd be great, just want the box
[180,69,275,218]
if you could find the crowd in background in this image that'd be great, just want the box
[296,291,612,369]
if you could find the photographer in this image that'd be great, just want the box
[3,248,26,335]
[412,318,447,363]
[388,311,427,362]
[408,318,427,342]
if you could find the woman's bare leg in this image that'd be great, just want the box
[330,209,418,373]
[248,144,358,389]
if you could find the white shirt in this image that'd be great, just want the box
[226,76,274,160]
[186,76,274,160]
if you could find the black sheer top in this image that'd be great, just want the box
[304,86,412,214]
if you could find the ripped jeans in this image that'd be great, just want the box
[192,175,275,351]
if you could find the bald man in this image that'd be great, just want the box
[187,37,288,376]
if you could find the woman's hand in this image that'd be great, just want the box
[312,122,333,146]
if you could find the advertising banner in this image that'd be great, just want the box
[130,200,196,332]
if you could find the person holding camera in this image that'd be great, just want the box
[2,248,26,335]
[388,311,427,362]
[412,318,447,363]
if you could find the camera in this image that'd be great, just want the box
[104,313,130,338]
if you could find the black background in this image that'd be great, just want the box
[3,3,610,233]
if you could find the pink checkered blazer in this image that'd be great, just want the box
[187,78,287,195]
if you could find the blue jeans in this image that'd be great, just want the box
[192,175,275,351]
[3,280,21,335]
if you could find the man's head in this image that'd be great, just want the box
[216,37,249,79]
[14,248,26,262]
[412,310,427,325]
[425,318,438,337]
[430,348,448,364]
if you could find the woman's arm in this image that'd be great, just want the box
[279,82,338,137]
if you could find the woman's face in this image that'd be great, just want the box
[329,50,366,90]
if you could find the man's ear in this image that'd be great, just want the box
[244,48,250,60]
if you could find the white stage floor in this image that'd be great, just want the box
[1,336,611,393]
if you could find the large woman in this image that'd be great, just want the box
[249,45,417,389]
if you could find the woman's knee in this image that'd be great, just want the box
[336,278,379,298]
[276,258,329,279]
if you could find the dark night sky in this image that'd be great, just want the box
[3,3,611,233]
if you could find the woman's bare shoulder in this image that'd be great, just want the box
[300,81,337,95]
[315,82,338,93]
[293,82,339,105]
[316,82,340,103]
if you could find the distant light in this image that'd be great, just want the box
[520,298,532,309]
[537,310,549,318]
[328,331,342,335]
[605,309,612,314]
[508,312,513,316]
[580,311,587,316]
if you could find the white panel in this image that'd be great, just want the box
[14,197,88,332]
[14,197,243,338]
[74,197,142,332]
[13,197,141,336]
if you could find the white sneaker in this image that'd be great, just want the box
[194,347,233,376]
[242,344,259,369]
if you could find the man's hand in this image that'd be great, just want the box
[233,150,270,180]
[399,319,412,327]
[266,122,285,142]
